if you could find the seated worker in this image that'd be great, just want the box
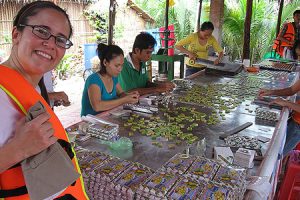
[272,10,300,59]
[118,32,174,96]
[81,43,139,116]
[175,21,224,77]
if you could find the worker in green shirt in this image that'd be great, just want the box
[118,32,174,96]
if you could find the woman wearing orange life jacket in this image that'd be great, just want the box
[259,42,300,156]
[0,1,88,199]
[273,10,300,59]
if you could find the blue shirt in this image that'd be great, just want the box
[81,73,118,116]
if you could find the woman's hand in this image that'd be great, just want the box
[49,91,70,106]
[258,89,273,97]
[11,112,57,159]
[188,52,197,60]
[124,93,139,104]
[214,58,220,65]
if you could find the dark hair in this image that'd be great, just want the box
[13,1,73,38]
[132,32,157,53]
[97,43,124,75]
[200,21,214,31]
[293,10,300,16]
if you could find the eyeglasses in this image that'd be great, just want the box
[18,24,73,49]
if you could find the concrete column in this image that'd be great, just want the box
[209,0,224,44]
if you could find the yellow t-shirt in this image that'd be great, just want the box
[176,32,223,68]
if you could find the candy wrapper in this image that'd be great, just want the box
[91,158,133,182]
[200,181,234,200]
[213,165,247,199]
[138,171,178,198]
[187,157,220,181]
[161,153,196,174]
[77,151,110,177]
[225,135,261,150]
[114,163,154,192]
[167,176,205,199]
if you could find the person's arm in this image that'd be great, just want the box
[0,113,56,173]
[259,79,300,97]
[175,34,197,59]
[48,91,70,106]
[126,81,175,96]
[271,98,300,113]
[214,51,224,65]
[88,84,139,112]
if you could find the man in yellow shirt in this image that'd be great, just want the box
[175,21,224,76]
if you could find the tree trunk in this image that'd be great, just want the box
[276,0,284,37]
[242,0,253,60]
[108,0,116,45]
[196,0,203,31]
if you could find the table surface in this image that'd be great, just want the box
[73,69,298,175]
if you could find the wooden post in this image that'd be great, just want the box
[196,0,203,31]
[164,0,170,51]
[276,0,284,37]
[108,0,116,45]
[242,0,253,60]
[209,0,224,44]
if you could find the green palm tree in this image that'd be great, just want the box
[223,0,300,62]
[223,0,277,62]
[134,0,200,41]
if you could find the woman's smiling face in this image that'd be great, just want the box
[12,8,71,77]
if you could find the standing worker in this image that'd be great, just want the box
[175,21,224,76]
[272,10,300,59]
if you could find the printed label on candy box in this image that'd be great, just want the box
[213,166,246,189]
[200,181,234,200]
[78,151,110,175]
[92,158,133,181]
[162,153,196,174]
[167,177,205,200]
[141,171,178,197]
[187,157,220,181]
[114,164,154,191]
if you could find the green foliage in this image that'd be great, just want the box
[55,54,74,79]
[223,0,275,62]
[223,0,300,62]
[0,33,11,44]
[83,10,108,43]
[134,0,203,42]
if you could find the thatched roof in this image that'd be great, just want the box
[127,0,155,24]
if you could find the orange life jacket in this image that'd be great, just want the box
[292,100,300,124]
[0,65,89,200]
[272,23,296,57]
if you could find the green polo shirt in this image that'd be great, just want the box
[118,54,149,92]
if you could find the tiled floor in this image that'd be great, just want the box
[54,76,83,128]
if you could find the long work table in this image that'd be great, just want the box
[71,63,299,199]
